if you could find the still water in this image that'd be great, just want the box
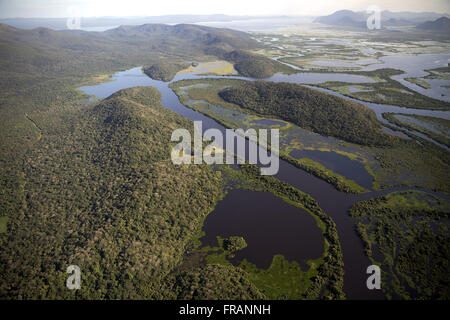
[200,189,324,270]
[78,66,449,299]
[289,149,373,190]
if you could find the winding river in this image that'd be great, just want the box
[79,66,449,300]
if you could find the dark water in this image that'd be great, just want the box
[394,114,448,136]
[78,67,449,299]
[305,85,450,149]
[289,149,373,190]
[200,189,323,270]
[251,119,287,127]
[381,126,412,140]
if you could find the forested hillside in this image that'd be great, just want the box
[0,22,303,300]
[143,62,189,82]
[219,81,396,146]
[0,23,287,189]
[0,22,292,85]
[0,87,232,299]
[0,23,263,90]
[223,50,295,78]
[0,22,260,225]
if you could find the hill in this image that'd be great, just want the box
[0,22,292,233]
[0,21,294,298]
[143,62,190,82]
[416,17,450,32]
[314,10,450,28]
[223,50,294,78]
[0,86,248,299]
[314,10,366,28]
[219,81,396,147]
[0,22,294,83]
[0,23,260,76]
[0,15,253,30]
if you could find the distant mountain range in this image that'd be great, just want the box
[0,22,291,82]
[416,17,450,32]
[0,15,311,31]
[314,10,450,30]
[0,15,256,30]
[3,12,450,33]
[0,22,259,57]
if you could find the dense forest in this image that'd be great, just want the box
[219,81,396,146]
[143,62,189,82]
[0,22,262,228]
[0,87,226,299]
[0,23,290,197]
[350,191,449,300]
[0,22,339,300]
[0,85,346,300]
[222,50,295,78]
[1,20,447,301]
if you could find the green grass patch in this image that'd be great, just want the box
[0,216,8,234]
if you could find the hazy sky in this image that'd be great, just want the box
[1,0,449,18]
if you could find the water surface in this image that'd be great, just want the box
[290,149,373,190]
[200,189,324,270]
[78,66,450,299]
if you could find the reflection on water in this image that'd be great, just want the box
[78,66,448,299]
[348,86,373,93]
[381,126,411,140]
[200,189,324,270]
[272,51,450,102]
[289,149,373,190]
[305,85,450,120]
[394,114,449,137]
[361,53,450,102]
[266,72,375,84]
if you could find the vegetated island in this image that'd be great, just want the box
[218,80,395,147]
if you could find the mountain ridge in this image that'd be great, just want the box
[314,10,450,28]
[416,17,450,32]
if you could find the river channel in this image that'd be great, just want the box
[79,66,449,299]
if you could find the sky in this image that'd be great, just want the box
[0,0,449,18]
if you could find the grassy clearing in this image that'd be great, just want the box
[424,66,450,81]
[0,216,8,234]
[178,60,237,75]
[239,255,320,300]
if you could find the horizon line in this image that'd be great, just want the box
[1,10,450,20]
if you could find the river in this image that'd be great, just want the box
[78,66,449,300]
